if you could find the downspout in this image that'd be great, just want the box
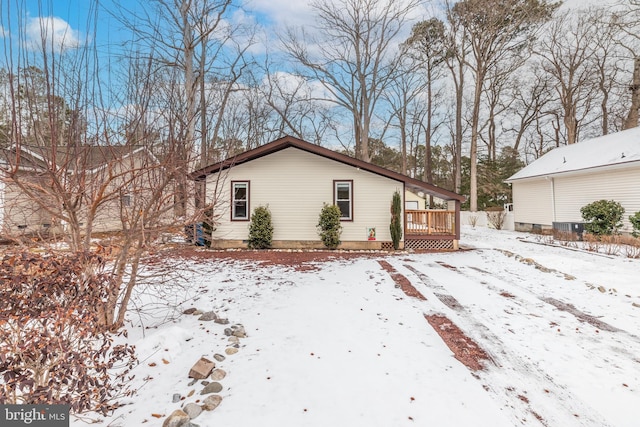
[550,177,556,223]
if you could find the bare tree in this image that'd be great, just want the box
[452,0,557,211]
[280,0,420,162]
[443,4,469,194]
[535,8,601,145]
[404,18,447,186]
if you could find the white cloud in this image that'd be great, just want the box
[25,16,82,53]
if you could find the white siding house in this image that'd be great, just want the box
[506,127,640,233]
[190,136,464,250]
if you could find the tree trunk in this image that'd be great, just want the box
[623,57,640,130]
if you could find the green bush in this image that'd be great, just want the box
[390,191,402,250]
[247,205,273,249]
[580,200,625,236]
[630,212,640,238]
[317,204,342,249]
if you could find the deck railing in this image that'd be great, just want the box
[405,210,456,235]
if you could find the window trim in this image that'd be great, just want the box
[333,180,353,221]
[231,180,250,221]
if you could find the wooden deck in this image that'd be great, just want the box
[405,210,456,236]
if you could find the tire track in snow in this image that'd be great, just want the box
[393,259,614,427]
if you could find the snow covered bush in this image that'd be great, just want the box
[0,251,137,414]
[317,204,342,249]
[248,205,274,249]
[580,200,624,236]
[390,191,402,250]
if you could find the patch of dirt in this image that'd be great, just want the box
[425,314,490,372]
[541,297,620,332]
[155,247,386,272]
[377,260,426,300]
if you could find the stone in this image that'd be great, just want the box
[189,357,215,379]
[187,379,198,387]
[183,403,203,420]
[213,353,225,362]
[183,308,197,315]
[598,286,607,293]
[172,393,181,403]
[210,369,226,381]
[198,311,218,321]
[214,318,230,325]
[225,347,239,355]
[633,302,640,308]
[227,336,240,344]
[201,380,210,386]
[223,328,233,336]
[202,395,223,411]
[231,325,246,338]
[201,382,223,395]
[192,310,203,315]
[163,410,190,427]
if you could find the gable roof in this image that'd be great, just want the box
[189,135,464,201]
[507,127,640,182]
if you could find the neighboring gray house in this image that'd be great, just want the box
[189,136,464,250]
[506,127,640,233]
[0,144,163,236]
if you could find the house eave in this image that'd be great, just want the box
[190,135,464,202]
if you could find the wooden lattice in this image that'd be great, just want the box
[405,239,455,251]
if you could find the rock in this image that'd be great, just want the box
[223,328,233,336]
[183,308,197,315]
[227,336,240,344]
[189,357,216,379]
[163,410,190,427]
[198,311,218,321]
[214,318,230,325]
[187,379,198,387]
[202,394,223,411]
[210,369,226,381]
[633,302,640,308]
[192,310,203,315]
[183,403,203,420]
[225,347,239,355]
[213,353,225,362]
[231,325,246,338]
[598,286,607,293]
[201,380,210,386]
[201,382,223,395]
[172,393,181,403]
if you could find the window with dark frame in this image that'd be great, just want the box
[232,181,249,220]
[334,180,353,220]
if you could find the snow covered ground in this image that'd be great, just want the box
[74,226,640,427]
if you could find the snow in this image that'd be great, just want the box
[73,226,640,427]
[507,126,640,181]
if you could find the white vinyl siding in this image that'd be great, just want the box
[553,167,640,232]
[511,165,640,232]
[511,179,553,226]
[206,147,403,242]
